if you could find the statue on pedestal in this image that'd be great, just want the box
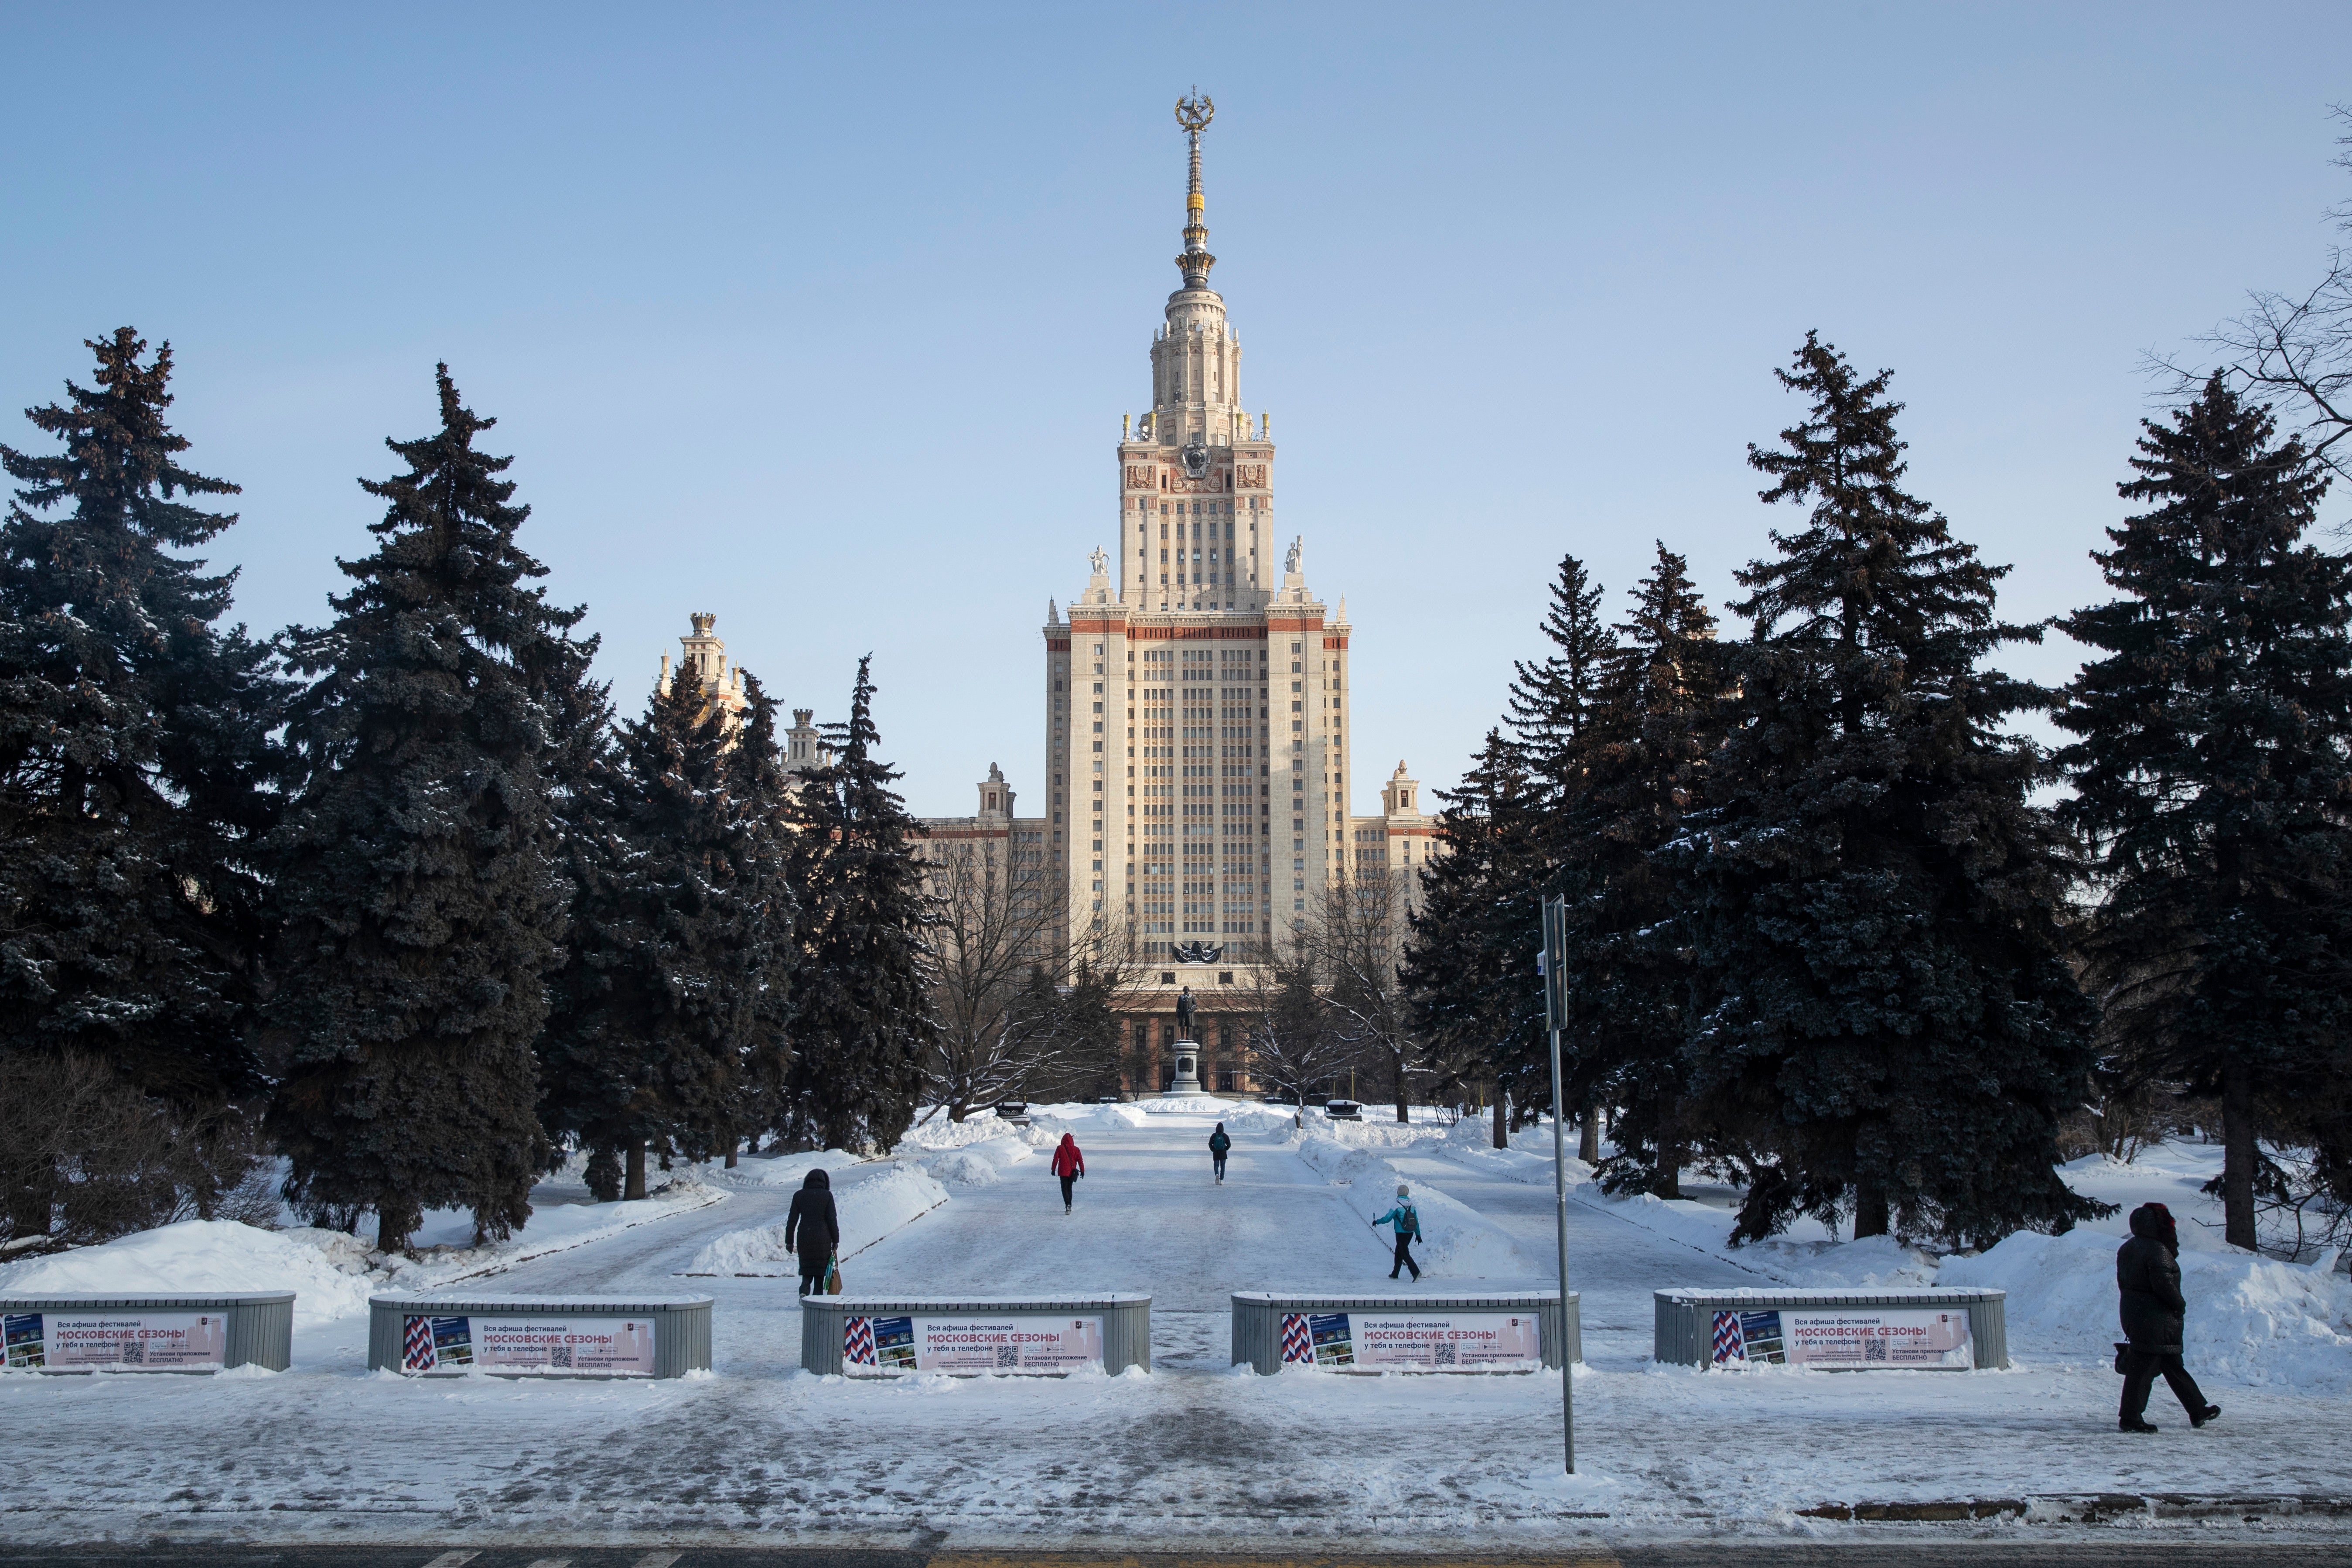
[1175,985,1197,1038]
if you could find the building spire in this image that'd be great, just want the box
[1174,89,1216,290]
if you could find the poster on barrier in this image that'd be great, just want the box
[842,1314,1103,1374]
[3,1312,227,1371]
[399,1314,656,1375]
[1710,1307,1973,1370]
[1278,1311,1543,1371]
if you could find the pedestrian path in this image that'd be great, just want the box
[1378,1141,1762,1365]
[849,1109,1411,1366]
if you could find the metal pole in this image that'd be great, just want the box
[1541,896,1574,1474]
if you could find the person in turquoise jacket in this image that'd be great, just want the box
[1371,1184,1421,1281]
[1208,1123,1231,1184]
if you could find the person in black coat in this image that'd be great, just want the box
[2116,1201,2220,1432]
[785,1168,840,1297]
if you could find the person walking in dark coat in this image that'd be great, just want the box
[1050,1133,1085,1213]
[1208,1123,1231,1184]
[2116,1201,2220,1432]
[784,1168,840,1297]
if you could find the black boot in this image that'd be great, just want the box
[2120,1416,2158,1433]
[2191,1404,2221,1428]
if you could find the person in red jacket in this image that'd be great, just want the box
[1049,1132,1085,1214]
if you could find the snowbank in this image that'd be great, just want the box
[918,1135,1036,1188]
[0,1177,733,1328]
[0,1220,376,1332]
[686,1162,949,1275]
[1294,1137,1537,1279]
[898,1110,1058,1185]
[1939,1226,2352,1387]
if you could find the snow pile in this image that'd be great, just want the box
[1294,1137,1537,1279]
[1022,1103,1149,1139]
[686,1163,949,1275]
[703,1151,860,1188]
[919,1136,1035,1188]
[0,1220,376,1332]
[901,1112,1021,1150]
[895,1113,1041,1186]
[1136,1096,1243,1116]
[1938,1226,2352,1387]
[1309,1113,1460,1151]
[1434,1117,1567,1184]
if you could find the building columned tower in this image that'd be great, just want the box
[1046,91,1353,966]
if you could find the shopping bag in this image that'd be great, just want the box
[2112,1342,2131,1375]
[825,1253,843,1295]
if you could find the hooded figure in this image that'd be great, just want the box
[785,1168,840,1295]
[1050,1132,1085,1214]
[1208,1122,1231,1183]
[2116,1201,2219,1431]
[1371,1184,1421,1281]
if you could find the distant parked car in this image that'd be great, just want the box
[1261,1090,1303,1106]
[1093,1095,1122,1104]
[993,1100,1031,1125]
[1324,1099,1363,1120]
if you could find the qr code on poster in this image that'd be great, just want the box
[550,1345,573,1369]
[1432,1342,1457,1366]
[1864,1337,1888,1362]
[995,1346,1020,1369]
[119,1340,145,1365]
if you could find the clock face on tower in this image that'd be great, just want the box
[1180,442,1211,479]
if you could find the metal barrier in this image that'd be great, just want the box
[1655,1288,2008,1370]
[801,1293,1151,1376]
[369,1293,712,1377]
[0,1293,294,1373]
[1231,1290,1578,1373]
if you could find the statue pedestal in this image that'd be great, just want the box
[1164,1039,1204,1096]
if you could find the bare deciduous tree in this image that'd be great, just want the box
[919,836,1153,1117]
[1228,929,1354,1111]
[1302,871,1423,1123]
[0,1054,276,1252]
[2164,105,2352,510]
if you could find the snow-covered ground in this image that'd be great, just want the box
[4,1103,2349,1549]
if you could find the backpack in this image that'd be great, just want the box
[1398,1203,1420,1239]
[1210,1133,1230,1154]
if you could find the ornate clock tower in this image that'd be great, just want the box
[1046,89,1353,1054]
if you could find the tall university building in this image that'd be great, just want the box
[655,99,1438,1090]
[1039,97,1436,960]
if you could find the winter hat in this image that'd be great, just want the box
[1396,1184,1410,1198]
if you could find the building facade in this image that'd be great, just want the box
[668,104,1445,1099]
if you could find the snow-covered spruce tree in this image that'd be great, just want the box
[1402,731,1550,1127]
[0,330,284,1110]
[1505,551,1608,811]
[263,366,567,1252]
[1557,543,1727,1198]
[1678,333,2099,1248]
[782,657,934,1151]
[1401,557,1610,1135]
[2056,375,2352,1252]
[526,626,639,1202]
[601,676,769,1194]
[715,672,798,1159]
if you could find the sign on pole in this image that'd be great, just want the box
[1540,894,1574,1474]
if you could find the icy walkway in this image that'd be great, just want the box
[7,1107,2352,1551]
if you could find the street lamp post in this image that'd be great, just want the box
[1540,894,1574,1474]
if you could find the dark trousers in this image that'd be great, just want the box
[2121,1348,2207,1418]
[1060,1175,1076,1208]
[798,1258,826,1296]
[1213,1154,1227,1179]
[1390,1231,1420,1280]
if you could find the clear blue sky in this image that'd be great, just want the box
[4,4,2345,815]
